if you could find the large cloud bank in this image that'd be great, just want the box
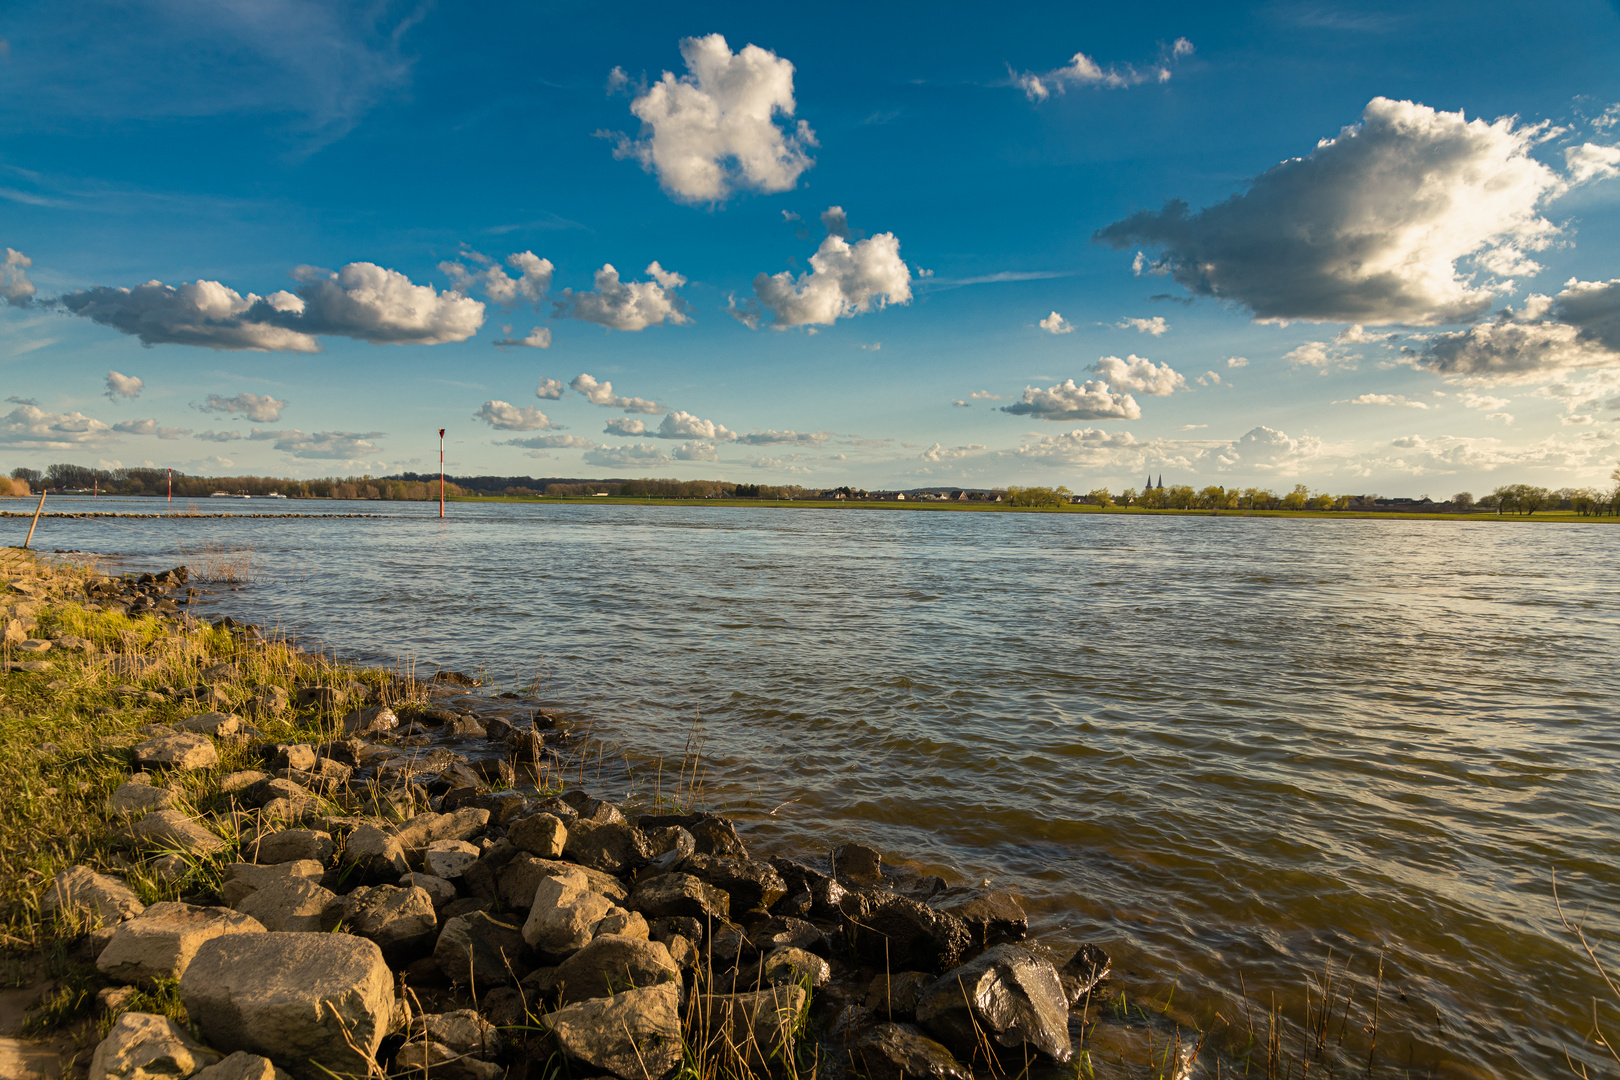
[1423,278,1620,381]
[58,262,485,350]
[1096,98,1568,325]
[611,34,815,203]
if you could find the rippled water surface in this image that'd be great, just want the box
[21,497,1620,1077]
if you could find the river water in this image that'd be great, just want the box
[15,496,1619,1077]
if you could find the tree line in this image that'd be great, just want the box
[6,465,468,501]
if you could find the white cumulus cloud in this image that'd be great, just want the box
[1201,426,1322,472]
[1566,142,1620,184]
[535,378,565,399]
[610,34,815,203]
[1013,427,1142,465]
[112,418,191,439]
[919,442,986,462]
[1336,393,1429,408]
[475,400,557,431]
[0,405,112,449]
[1421,279,1620,381]
[494,327,552,349]
[583,442,672,467]
[1116,316,1169,336]
[3,248,36,308]
[1001,379,1141,421]
[1096,98,1568,325]
[200,392,286,423]
[1013,38,1193,101]
[746,227,912,329]
[735,429,828,446]
[555,262,690,331]
[500,434,598,450]
[674,441,718,461]
[570,374,662,414]
[1090,354,1185,395]
[1039,311,1073,334]
[655,410,735,441]
[1227,356,1250,368]
[250,428,382,460]
[105,370,144,401]
[442,251,554,308]
[604,418,647,436]
[291,262,486,344]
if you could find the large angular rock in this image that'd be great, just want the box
[864,972,935,1019]
[89,1011,221,1080]
[176,712,243,738]
[626,872,730,922]
[542,983,682,1080]
[400,872,457,908]
[43,866,144,928]
[235,878,339,933]
[392,1041,500,1080]
[936,889,1028,946]
[424,839,480,879]
[192,1051,296,1080]
[342,885,438,962]
[562,819,650,874]
[760,946,831,988]
[552,934,679,1005]
[129,810,227,856]
[392,808,490,864]
[856,895,971,973]
[508,812,567,857]
[915,945,1072,1063]
[638,813,747,858]
[106,779,175,818]
[221,861,324,908]
[697,985,809,1075]
[409,1009,503,1060]
[498,854,625,912]
[250,829,334,867]
[97,903,266,987]
[180,932,393,1080]
[769,857,847,918]
[681,854,787,913]
[434,911,527,986]
[132,733,218,772]
[850,1023,972,1080]
[832,842,884,884]
[1058,943,1112,1005]
[521,869,619,958]
[340,823,408,879]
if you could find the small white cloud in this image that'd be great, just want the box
[1013,38,1193,101]
[745,224,912,329]
[1285,341,1358,369]
[570,373,662,414]
[443,251,554,307]
[655,410,736,441]
[475,400,557,431]
[1336,393,1429,408]
[1335,324,1397,344]
[1001,379,1141,421]
[821,206,850,238]
[1116,315,1169,336]
[112,418,190,439]
[604,418,648,436]
[494,327,552,349]
[105,370,144,401]
[3,248,35,308]
[608,34,815,203]
[1566,142,1620,184]
[969,390,1004,401]
[1461,393,1510,410]
[200,392,286,423]
[249,428,385,461]
[583,441,671,467]
[535,377,565,399]
[952,399,970,407]
[735,429,829,446]
[554,262,691,331]
[1197,370,1222,387]
[919,442,986,462]
[1177,423,1207,430]
[196,430,242,442]
[1226,356,1250,368]
[1091,354,1185,395]
[500,434,598,449]
[674,440,718,461]
[1039,311,1073,334]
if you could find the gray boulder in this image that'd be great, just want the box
[97,902,266,987]
[339,823,408,879]
[129,810,226,857]
[132,732,218,771]
[43,866,144,928]
[221,861,324,908]
[760,946,831,988]
[850,1023,973,1080]
[180,932,393,1080]
[89,1010,221,1080]
[106,779,175,818]
[408,1009,503,1059]
[434,911,527,985]
[176,712,242,738]
[521,870,619,957]
[508,812,567,857]
[625,872,730,922]
[192,1051,296,1080]
[423,839,480,879]
[498,854,625,912]
[915,944,1072,1063]
[399,872,457,908]
[249,829,334,867]
[542,983,682,1080]
[833,842,884,884]
[392,1041,500,1080]
[235,878,339,933]
[342,885,438,961]
[936,889,1028,946]
[552,934,679,1004]
[562,819,650,874]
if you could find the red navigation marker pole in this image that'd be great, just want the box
[439,428,446,519]
[167,468,172,506]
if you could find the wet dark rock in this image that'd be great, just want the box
[472,758,516,786]
[758,946,831,988]
[864,972,935,1019]
[541,983,682,1080]
[498,854,627,912]
[563,820,650,874]
[833,842,884,885]
[1058,943,1112,1004]
[552,934,680,1005]
[750,916,827,956]
[643,824,696,865]
[850,1022,973,1080]
[531,794,578,820]
[434,911,528,986]
[936,889,1028,946]
[560,790,626,824]
[915,944,1072,1063]
[626,872,730,922]
[709,921,752,968]
[441,897,494,920]
[648,915,705,947]
[854,894,971,973]
[769,857,847,919]
[638,813,747,858]
[680,853,787,914]
[442,788,527,824]
[505,729,545,762]
[341,705,398,736]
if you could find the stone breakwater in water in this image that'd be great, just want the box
[3,552,1120,1080]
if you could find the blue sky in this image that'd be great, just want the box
[3,0,1620,494]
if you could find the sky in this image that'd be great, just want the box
[3,0,1620,495]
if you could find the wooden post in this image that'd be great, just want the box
[439,428,446,519]
[22,488,46,549]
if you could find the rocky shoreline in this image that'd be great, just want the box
[2,550,1118,1080]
